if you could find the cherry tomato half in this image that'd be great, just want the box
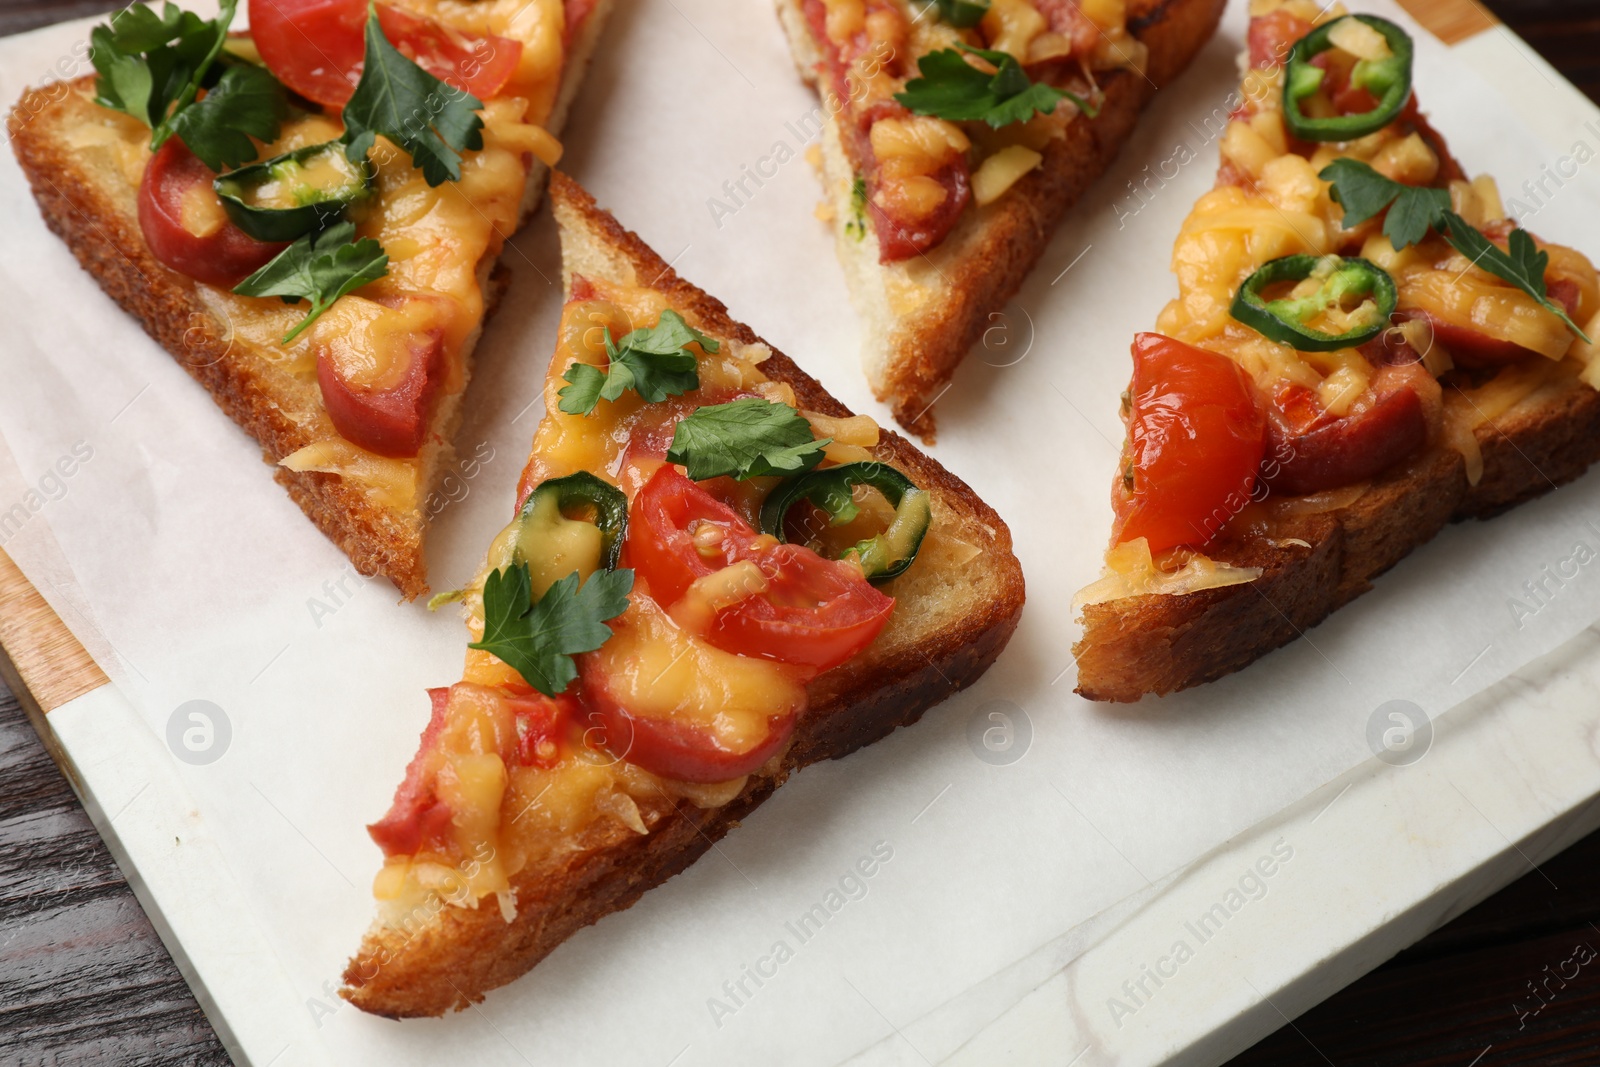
[627,466,894,671]
[137,137,287,286]
[1112,333,1267,553]
[249,0,522,108]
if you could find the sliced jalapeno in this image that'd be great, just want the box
[760,462,932,582]
[1283,15,1413,142]
[214,140,373,243]
[1231,254,1397,352]
[513,471,629,571]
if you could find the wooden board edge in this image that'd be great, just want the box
[1395,0,1500,46]
[0,548,109,715]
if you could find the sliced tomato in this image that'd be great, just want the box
[367,684,576,857]
[1112,333,1267,553]
[1260,363,1434,496]
[367,687,455,857]
[627,466,893,670]
[249,0,522,108]
[138,137,287,286]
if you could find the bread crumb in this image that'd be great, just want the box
[815,201,836,222]
[805,143,823,170]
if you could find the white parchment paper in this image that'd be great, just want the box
[4,1,1600,1063]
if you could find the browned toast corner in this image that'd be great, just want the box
[340,172,1026,1017]
[1074,364,1600,702]
[778,0,1226,439]
[6,0,614,599]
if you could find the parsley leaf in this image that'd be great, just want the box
[166,62,288,171]
[232,222,389,343]
[1320,159,1591,343]
[341,4,485,187]
[1439,213,1592,343]
[557,310,715,415]
[89,1,265,159]
[1319,158,1447,249]
[666,398,831,481]
[469,563,634,696]
[895,45,1095,129]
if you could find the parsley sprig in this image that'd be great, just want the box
[558,310,716,416]
[667,398,831,481]
[341,4,485,187]
[895,45,1096,129]
[1321,159,1591,343]
[90,0,286,170]
[232,222,389,343]
[469,562,634,696]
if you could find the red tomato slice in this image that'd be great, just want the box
[249,0,522,108]
[367,686,455,857]
[627,466,894,671]
[1113,333,1267,553]
[138,137,287,286]
[578,657,798,784]
[367,685,576,857]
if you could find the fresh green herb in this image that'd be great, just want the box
[845,176,868,241]
[167,62,288,171]
[895,45,1096,129]
[1319,158,1447,250]
[232,221,389,343]
[469,562,634,696]
[90,0,283,166]
[1439,213,1590,341]
[667,398,830,482]
[1320,158,1590,342]
[341,4,485,187]
[557,310,715,415]
[933,0,990,28]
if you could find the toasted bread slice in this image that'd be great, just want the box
[6,1,614,599]
[341,173,1026,1017]
[776,0,1225,439]
[1072,3,1600,701]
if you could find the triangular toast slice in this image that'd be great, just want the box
[1073,1,1600,701]
[7,0,614,599]
[774,0,1226,438]
[341,173,1025,1015]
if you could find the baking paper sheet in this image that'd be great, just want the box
[4,1,1600,1063]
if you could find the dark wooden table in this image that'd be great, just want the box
[5,2,1600,1064]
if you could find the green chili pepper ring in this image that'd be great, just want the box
[518,471,629,571]
[1231,254,1398,352]
[760,462,933,582]
[214,140,374,243]
[1283,15,1413,142]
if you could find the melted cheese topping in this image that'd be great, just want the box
[107,3,579,503]
[373,280,896,921]
[1085,0,1600,601]
[818,0,1135,223]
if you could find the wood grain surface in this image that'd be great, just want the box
[2,0,1600,1064]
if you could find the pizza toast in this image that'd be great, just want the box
[1073,2,1600,701]
[340,172,1026,1016]
[7,0,615,599]
[775,0,1226,438]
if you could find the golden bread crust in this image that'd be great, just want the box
[341,173,1027,1017]
[1074,372,1600,701]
